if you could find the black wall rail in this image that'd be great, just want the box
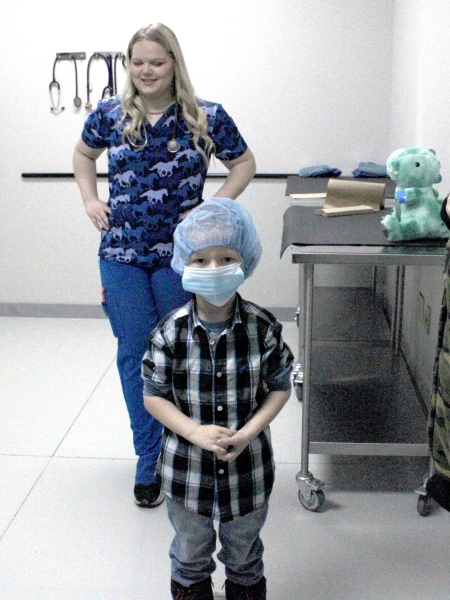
[22,173,294,179]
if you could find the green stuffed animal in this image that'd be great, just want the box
[381,147,449,241]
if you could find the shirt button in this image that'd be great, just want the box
[217,405,223,411]
[216,372,222,377]
[210,340,215,345]
[218,469,225,475]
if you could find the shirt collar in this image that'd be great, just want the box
[190,293,244,333]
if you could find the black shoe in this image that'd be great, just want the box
[224,576,267,600]
[133,481,164,508]
[426,472,450,512]
[171,576,213,600]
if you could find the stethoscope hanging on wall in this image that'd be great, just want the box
[113,53,126,95]
[85,52,125,110]
[49,56,64,114]
[72,55,82,107]
[49,53,85,114]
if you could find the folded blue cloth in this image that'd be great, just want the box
[298,165,342,177]
[352,162,388,178]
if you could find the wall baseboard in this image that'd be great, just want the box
[0,304,296,322]
[0,304,106,319]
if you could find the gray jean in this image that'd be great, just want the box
[166,495,268,588]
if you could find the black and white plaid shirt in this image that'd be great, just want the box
[142,294,294,522]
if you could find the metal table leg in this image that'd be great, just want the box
[372,265,378,293]
[295,263,325,511]
[293,265,305,399]
[390,266,405,353]
[415,456,436,516]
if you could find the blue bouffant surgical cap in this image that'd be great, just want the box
[171,198,262,278]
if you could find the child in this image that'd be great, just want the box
[142,198,294,600]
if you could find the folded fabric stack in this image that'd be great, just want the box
[298,165,342,178]
[352,162,388,178]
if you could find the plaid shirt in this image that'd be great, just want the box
[142,294,294,522]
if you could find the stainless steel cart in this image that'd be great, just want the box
[282,204,445,514]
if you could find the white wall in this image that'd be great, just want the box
[0,0,394,311]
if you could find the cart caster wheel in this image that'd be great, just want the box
[298,489,325,511]
[417,493,433,517]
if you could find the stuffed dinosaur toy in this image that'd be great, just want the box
[380,147,449,241]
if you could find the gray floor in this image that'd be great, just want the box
[0,317,449,599]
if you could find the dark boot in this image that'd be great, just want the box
[426,472,450,512]
[224,576,267,600]
[171,576,213,600]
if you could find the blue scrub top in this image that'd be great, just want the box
[81,96,248,268]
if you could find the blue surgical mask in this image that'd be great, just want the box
[182,263,245,306]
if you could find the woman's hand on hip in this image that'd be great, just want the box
[84,197,111,231]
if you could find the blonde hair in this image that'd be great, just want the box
[121,23,214,162]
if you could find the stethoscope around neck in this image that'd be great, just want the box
[128,103,181,154]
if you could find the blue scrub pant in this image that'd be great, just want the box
[100,259,191,484]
